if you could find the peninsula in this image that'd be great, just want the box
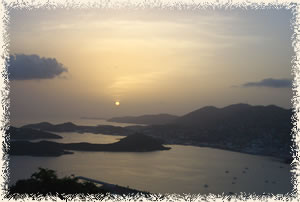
[9,133,171,157]
[8,126,62,140]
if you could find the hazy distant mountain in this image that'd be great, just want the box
[108,114,179,125]
[22,122,132,135]
[22,122,77,132]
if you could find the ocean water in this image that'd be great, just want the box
[8,118,293,195]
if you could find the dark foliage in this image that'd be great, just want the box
[8,168,107,198]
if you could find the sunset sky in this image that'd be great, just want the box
[8,8,293,122]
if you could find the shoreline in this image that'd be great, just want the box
[167,143,292,164]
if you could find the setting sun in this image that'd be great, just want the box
[115,101,120,106]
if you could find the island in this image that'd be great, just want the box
[17,103,294,161]
[8,126,62,140]
[22,122,132,135]
[8,133,171,157]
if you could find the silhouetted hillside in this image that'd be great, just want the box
[8,126,62,140]
[108,114,179,125]
[65,133,169,152]
[174,103,291,128]
[108,133,168,151]
[9,133,170,156]
[136,104,293,159]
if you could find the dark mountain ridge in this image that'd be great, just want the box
[135,103,293,159]
[174,103,291,128]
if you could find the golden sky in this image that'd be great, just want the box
[8,8,293,121]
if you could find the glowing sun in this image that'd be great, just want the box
[115,101,120,106]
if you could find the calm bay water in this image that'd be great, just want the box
[8,118,293,195]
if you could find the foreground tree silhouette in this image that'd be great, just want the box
[9,168,107,196]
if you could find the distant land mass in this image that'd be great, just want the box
[18,103,293,160]
[9,133,170,156]
[8,126,62,140]
[108,113,179,125]
[135,103,293,159]
[174,103,291,127]
[9,140,72,156]
[22,122,132,136]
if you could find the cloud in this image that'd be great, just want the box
[242,78,292,88]
[8,54,68,80]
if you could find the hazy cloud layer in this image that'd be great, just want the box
[242,78,292,88]
[8,54,68,80]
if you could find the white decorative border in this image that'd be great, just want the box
[0,0,299,201]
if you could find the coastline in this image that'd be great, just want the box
[167,143,292,164]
